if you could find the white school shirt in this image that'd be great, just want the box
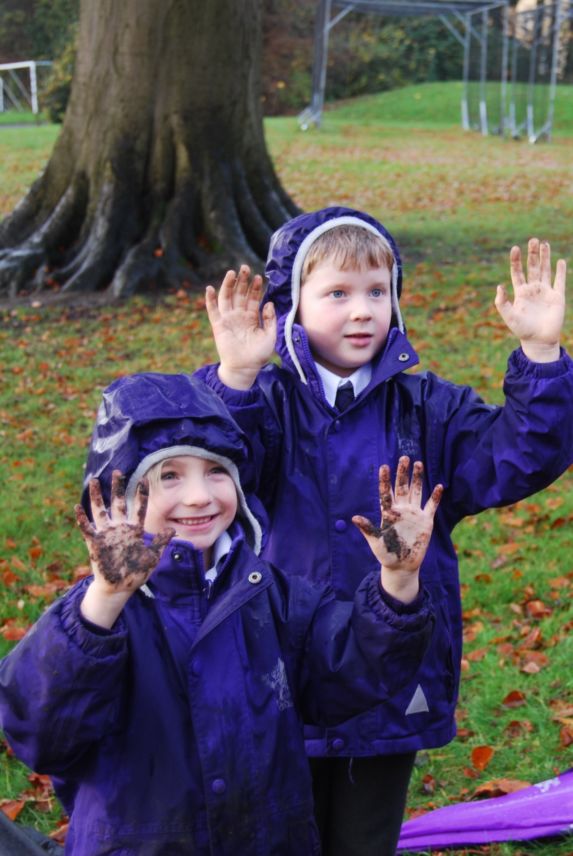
[205,531,233,583]
[314,362,372,408]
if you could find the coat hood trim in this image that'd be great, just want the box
[125,445,262,555]
[284,215,404,385]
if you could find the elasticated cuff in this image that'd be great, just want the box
[510,346,573,378]
[361,572,432,627]
[378,579,427,614]
[59,580,128,658]
[203,364,261,405]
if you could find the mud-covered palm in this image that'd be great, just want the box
[75,470,174,594]
[495,238,566,350]
[205,265,276,385]
[353,457,442,575]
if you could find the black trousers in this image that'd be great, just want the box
[310,753,417,856]
[0,812,64,856]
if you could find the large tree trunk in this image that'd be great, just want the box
[0,0,299,297]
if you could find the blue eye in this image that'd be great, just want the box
[160,470,177,481]
[331,290,345,299]
[371,288,383,298]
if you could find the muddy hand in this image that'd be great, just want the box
[352,457,442,573]
[75,470,174,592]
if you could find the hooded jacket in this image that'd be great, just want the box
[196,206,573,757]
[0,373,434,856]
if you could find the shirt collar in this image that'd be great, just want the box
[205,531,232,582]
[314,362,372,407]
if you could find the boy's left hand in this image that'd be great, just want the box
[353,457,442,603]
[495,238,566,363]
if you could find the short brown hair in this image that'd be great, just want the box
[301,225,394,284]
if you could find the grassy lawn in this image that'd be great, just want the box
[1,81,572,852]
[0,110,48,125]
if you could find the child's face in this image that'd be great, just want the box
[298,261,393,377]
[145,455,237,565]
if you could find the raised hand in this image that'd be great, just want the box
[495,238,566,362]
[205,265,277,389]
[75,471,174,596]
[353,457,442,602]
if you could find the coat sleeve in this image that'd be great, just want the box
[425,348,573,525]
[194,363,285,505]
[288,572,434,726]
[0,580,129,776]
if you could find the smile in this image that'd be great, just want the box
[171,515,217,526]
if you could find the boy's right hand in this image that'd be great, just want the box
[75,471,174,628]
[205,265,277,390]
[353,457,442,604]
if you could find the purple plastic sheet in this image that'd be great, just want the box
[398,770,573,850]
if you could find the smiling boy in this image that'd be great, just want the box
[144,457,238,561]
[0,372,440,855]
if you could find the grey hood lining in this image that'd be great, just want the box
[284,215,404,385]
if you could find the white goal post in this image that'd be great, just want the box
[0,60,52,114]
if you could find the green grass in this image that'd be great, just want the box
[1,81,572,852]
[313,80,573,136]
[0,110,48,125]
[0,124,61,217]
[325,81,467,127]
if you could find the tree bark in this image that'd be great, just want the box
[0,0,299,297]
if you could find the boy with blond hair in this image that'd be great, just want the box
[0,373,440,855]
[198,206,573,855]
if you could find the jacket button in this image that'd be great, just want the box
[398,352,410,362]
[331,738,345,752]
[211,778,226,794]
[334,519,347,532]
[191,657,202,677]
[248,571,262,584]
[172,551,184,562]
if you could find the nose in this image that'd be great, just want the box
[349,296,372,320]
[181,475,212,507]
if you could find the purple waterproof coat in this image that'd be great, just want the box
[0,374,434,856]
[196,206,573,758]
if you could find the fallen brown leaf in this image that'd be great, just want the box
[0,799,26,821]
[472,778,530,799]
[501,690,526,708]
[471,745,494,771]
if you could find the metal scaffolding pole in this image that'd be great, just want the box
[500,2,509,135]
[480,9,489,134]
[542,0,564,141]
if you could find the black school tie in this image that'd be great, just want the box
[335,380,355,412]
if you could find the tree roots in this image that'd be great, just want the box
[0,153,299,298]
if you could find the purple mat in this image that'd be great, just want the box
[398,770,573,850]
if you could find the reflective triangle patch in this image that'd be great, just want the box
[405,684,429,715]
